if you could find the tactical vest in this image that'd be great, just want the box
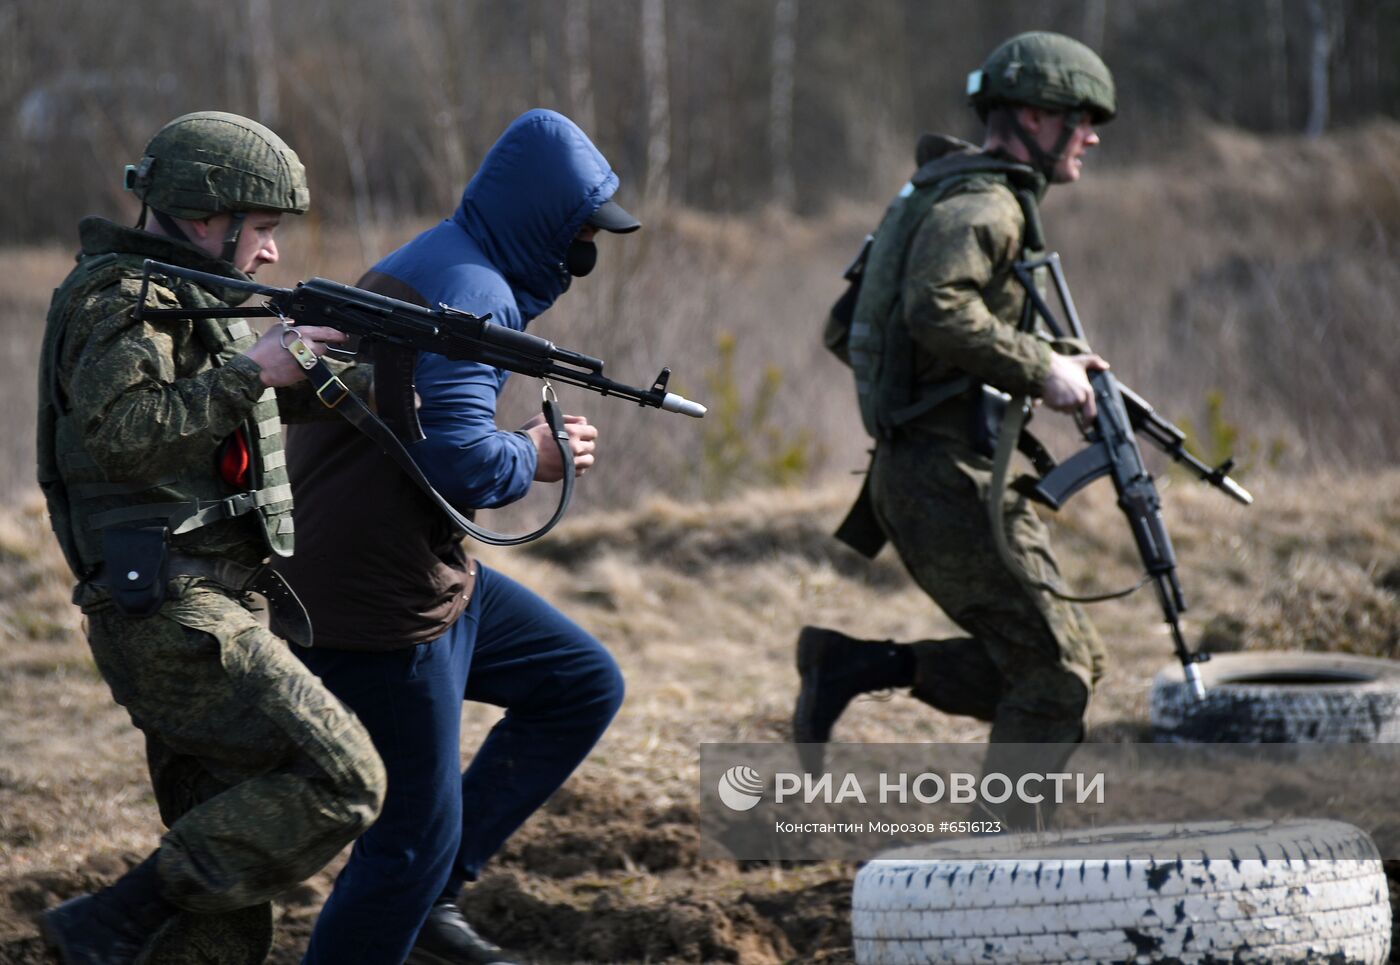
[38,250,295,578]
[846,148,1044,439]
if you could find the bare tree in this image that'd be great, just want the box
[12,0,1400,243]
[566,0,596,133]
[281,0,386,263]
[1081,0,1107,51]
[1305,0,1334,137]
[641,0,670,202]
[248,0,279,125]
[769,0,798,210]
[1266,0,1290,129]
[1360,0,1381,105]
[401,0,472,209]
[529,0,557,107]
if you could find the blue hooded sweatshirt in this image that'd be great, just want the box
[369,109,622,510]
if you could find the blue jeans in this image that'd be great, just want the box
[294,565,624,965]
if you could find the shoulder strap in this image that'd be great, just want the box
[879,161,1037,434]
[868,184,942,437]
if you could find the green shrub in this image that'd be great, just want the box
[1178,389,1287,476]
[700,331,817,497]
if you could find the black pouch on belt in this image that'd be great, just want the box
[970,384,1010,459]
[101,526,170,617]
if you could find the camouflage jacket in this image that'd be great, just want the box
[37,217,367,575]
[901,169,1053,398]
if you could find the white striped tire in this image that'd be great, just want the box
[852,819,1390,964]
[1151,651,1400,743]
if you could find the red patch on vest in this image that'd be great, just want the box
[217,429,251,489]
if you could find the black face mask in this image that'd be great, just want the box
[565,239,597,277]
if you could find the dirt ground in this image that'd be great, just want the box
[2,467,1399,963]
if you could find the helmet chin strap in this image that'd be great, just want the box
[1009,108,1084,181]
[136,205,245,267]
[145,206,193,246]
[220,211,246,264]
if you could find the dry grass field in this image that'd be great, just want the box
[3,124,1400,962]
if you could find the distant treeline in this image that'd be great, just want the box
[4,0,1396,242]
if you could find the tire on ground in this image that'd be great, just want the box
[852,819,1390,964]
[1150,651,1400,743]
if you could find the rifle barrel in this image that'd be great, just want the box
[1118,380,1253,506]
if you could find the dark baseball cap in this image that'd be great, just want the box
[589,198,641,233]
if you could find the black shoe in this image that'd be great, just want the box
[406,899,522,965]
[793,626,914,747]
[40,854,176,965]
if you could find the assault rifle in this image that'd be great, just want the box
[134,259,706,546]
[1006,253,1253,700]
[135,260,707,419]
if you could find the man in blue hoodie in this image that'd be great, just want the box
[273,110,636,965]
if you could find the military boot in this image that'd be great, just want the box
[40,853,177,965]
[793,626,915,747]
[406,898,523,965]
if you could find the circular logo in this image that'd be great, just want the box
[717,765,764,812]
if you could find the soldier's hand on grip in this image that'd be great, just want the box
[1042,352,1108,419]
[245,325,349,388]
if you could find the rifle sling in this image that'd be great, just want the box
[305,354,574,548]
[883,375,974,430]
[988,397,1145,604]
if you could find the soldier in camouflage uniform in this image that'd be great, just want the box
[35,112,385,964]
[794,34,1116,766]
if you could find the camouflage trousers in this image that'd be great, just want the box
[869,431,1105,744]
[81,577,385,957]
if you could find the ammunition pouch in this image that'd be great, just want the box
[100,526,171,618]
[971,385,1010,459]
[87,549,313,647]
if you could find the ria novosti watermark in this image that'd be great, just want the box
[719,767,1103,811]
[700,742,1400,860]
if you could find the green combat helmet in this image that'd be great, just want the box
[967,31,1115,178]
[123,110,310,262]
[968,32,1116,122]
